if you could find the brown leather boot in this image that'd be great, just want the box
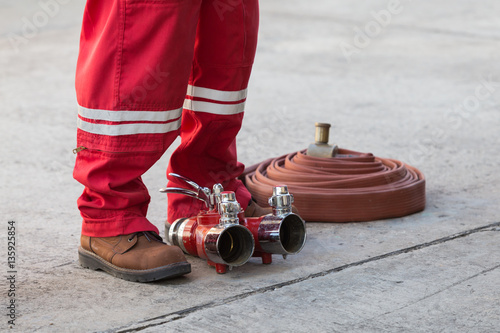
[78,231,191,282]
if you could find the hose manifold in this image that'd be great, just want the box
[162,175,307,273]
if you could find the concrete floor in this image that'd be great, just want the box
[1,0,499,332]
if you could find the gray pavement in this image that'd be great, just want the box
[1,0,499,332]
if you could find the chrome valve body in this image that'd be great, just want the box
[268,185,294,216]
[218,192,241,225]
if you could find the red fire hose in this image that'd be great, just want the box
[242,148,426,222]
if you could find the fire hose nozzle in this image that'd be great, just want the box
[306,122,338,158]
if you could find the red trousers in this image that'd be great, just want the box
[73,0,259,237]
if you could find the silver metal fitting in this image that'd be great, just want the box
[268,185,294,216]
[166,218,189,253]
[209,183,224,209]
[218,191,241,225]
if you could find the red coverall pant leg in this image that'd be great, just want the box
[166,0,259,222]
[73,0,259,237]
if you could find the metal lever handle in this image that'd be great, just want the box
[169,173,202,191]
[159,187,210,208]
[169,173,211,201]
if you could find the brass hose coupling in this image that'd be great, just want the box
[306,122,338,158]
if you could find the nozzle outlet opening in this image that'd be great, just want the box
[279,214,307,254]
[218,226,254,266]
[258,214,307,255]
[205,225,255,266]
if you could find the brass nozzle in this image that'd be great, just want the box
[307,122,338,158]
[314,122,331,144]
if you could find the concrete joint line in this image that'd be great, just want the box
[113,221,500,333]
[363,263,500,323]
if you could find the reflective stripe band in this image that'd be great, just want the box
[78,106,182,122]
[186,85,247,102]
[77,117,181,136]
[77,106,182,136]
[183,99,245,115]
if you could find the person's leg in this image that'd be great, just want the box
[167,0,260,222]
[73,0,201,281]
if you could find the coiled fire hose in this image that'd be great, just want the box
[242,124,426,223]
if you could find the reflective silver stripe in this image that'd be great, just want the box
[77,118,181,136]
[186,85,247,102]
[183,99,245,115]
[78,106,182,122]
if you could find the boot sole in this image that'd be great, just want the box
[78,247,191,283]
